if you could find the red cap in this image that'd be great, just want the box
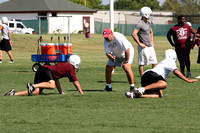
[103,28,112,37]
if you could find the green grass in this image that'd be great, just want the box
[0,33,200,132]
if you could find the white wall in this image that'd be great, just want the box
[47,12,94,34]
[60,13,94,33]
[0,13,38,20]
[0,12,95,34]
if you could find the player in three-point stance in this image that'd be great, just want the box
[5,54,84,96]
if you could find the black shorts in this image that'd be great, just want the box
[141,71,166,96]
[34,66,54,84]
[0,39,12,51]
[197,48,200,63]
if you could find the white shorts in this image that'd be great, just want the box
[107,53,134,67]
[138,46,157,65]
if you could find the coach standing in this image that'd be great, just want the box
[132,7,158,77]
[103,28,135,92]
[167,15,196,77]
[0,16,14,63]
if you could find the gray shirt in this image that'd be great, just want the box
[1,24,9,40]
[135,20,152,47]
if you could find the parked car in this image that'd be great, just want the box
[7,20,34,34]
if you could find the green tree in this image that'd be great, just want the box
[70,0,105,9]
[162,0,199,14]
[180,0,199,15]
[114,0,161,10]
[161,0,200,23]
[161,0,181,11]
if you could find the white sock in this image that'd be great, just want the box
[130,84,135,88]
[106,84,112,88]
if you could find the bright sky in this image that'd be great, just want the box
[0,0,8,3]
[101,0,165,6]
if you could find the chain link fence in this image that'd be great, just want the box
[95,21,200,36]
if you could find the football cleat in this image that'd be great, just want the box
[4,89,16,96]
[186,71,191,78]
[130,86,135,92]
[27,83,35,96]
[125,91,135,98]
[103,86,112,92]
[133,87,145,95]
[9,60,14,63]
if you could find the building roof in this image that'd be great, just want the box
[0,0,97,13]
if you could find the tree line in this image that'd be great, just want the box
[70,0,200,23]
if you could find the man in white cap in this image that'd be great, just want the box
[132,7,158,77]
[103,28,135,92]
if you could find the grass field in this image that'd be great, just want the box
[0,33,200,133]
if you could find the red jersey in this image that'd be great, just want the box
[170,24,191,48]
[196,27,200,47]
[43,62,77,82]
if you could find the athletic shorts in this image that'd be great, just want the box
[197,48,200,63]
[107,53,134,67]
[175,46,190,63]
[141,70,166,97]
[138,46,157,65]
[34,66,54,84]
[0,39,12,51]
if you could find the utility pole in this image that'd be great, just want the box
[110,0,114,32]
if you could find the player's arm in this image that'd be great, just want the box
[0,25,2,30]
[73,81,84,95]
[124,48,130,63]
[173,69,198,83]
[106,53,115,62]
[8,29,13,45]
[150,29,154,47]
[55,79,65,94]
[132,29,146,48]
[166,29,175,47]
[191,27,197,45]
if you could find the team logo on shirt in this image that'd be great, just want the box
[108,42,117,48]
[176,28,187,40]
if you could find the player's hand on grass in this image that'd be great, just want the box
[61,92,66,94]
[187,79,198,83]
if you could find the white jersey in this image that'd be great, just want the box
[1,24,9,40]
[144,59,178,79]
[104,32,134,58]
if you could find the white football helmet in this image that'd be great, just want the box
[67,54,81,72]
[186,22,192,26]
[2,16,8,24]
[140,7,152,19]
[163,49,177,62]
